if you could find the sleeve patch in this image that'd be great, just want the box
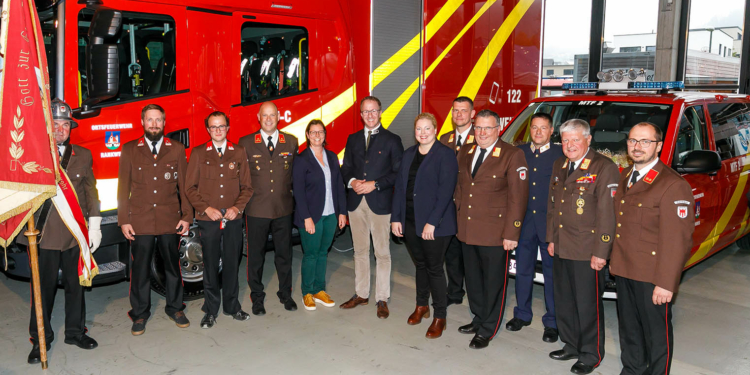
[674,200,691,205]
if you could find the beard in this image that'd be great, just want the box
[144,128,164,142]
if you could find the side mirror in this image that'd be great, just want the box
[80,7,122,110]
[675,150,722,174]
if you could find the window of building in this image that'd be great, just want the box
[542,0,591,84]
[646,46,656,52]
[673,105,708,166]
[708,102,750,160]
[619,46,641,53]
[77,10,177,104]
[685,0,745,89]
[546,69,554,76]
[563,69,574,75]
[240,22,309,104]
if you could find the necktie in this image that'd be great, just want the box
[455,134,462,155]
[267,136,274,155]
[366,130,373,152]
[471,148,487,178]
[217,147,223,159]
[151,141,158,159]
[628,170,640,190]
[58,147,63,158]
[568,161,576,177]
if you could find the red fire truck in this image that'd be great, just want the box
[2,0,544,299]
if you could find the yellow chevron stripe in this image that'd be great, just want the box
[282,84,356,143]
[370,0,464,91]
[734,208,750,240]
[380,0,499,128]
[687,166,750,266]
[438,0,536,137]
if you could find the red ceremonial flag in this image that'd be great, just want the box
[0,0,97,285]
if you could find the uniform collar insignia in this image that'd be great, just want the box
[279,133,286,143]
[206,143,213,151]
[164,138,171,146]
[71,148,75,156]
[449,133,454,143]
[562,159,569,169]
[580,158,591,170]
[468,145,476,154]
[255,134,262,143]
[492,147,501,157]
[137,137,145,147]
[467,135,474,143]
[540,143,550,153]
[227,142,235,151]
[643,169,659,184]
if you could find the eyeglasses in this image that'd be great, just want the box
[475,125,499,133]
[626,138,660,147]
[208,125,228,132]
[308,130,326,136]
[361,109,380,115]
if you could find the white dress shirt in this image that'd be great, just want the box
[471,139,499,171]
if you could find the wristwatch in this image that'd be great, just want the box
[374,181,380,191]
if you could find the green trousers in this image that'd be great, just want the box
[300,214,337,296]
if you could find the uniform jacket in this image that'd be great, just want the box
[518,142,564,242]
[610,160,695,293]
[391,141,458,237]
[546,148,619,261]
[454,140,529,246]
[18,145,100,251]
[117,137,193,235]
[438,127,476,154]
[238,131,297,219]
[292,147,347,228]
[185,141,254,221]
[341,126,404,214]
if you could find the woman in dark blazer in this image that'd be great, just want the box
[293,119,347,311]
[391,112,458,338]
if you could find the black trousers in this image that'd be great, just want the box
[462,243,510,338]
[128,234,184,320]
[553,256,605,367]
[616,276,674,375]
[246,214,293,303]
[29,246,85,344]
[444,235,465,301]
[402,220,450,319]
[198,219,243,316]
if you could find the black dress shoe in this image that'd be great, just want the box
[27,343,50,364]
[252,302,266,316]
[283,299,298,311]
[64,334,98,349]
[505,317,531,331]
[458,323,479,334]
[224,309,251,321]
[200,313,217,329]
[549,349,579,361]
[469,334,491,349]
[446,297,463,306]
[542,327,559,343]
[570,361,596,374]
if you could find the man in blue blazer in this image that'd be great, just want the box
[506,112,563,343]
[339,96,404,319]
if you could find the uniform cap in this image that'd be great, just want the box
[51,98,78,129]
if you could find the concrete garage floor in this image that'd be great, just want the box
[1,232,750,375]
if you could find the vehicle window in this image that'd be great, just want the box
[708,103,750,160]
[240,22,309,104]
[502,101,672,168]
[38,8,58,97]
[673,106,708,166]
[77,10,177,104]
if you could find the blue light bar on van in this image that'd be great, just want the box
[562,82,599,90]
[628,81,684,89]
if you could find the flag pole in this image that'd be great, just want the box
[24,215,48,370]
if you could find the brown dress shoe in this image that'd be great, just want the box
[426,318,447,339]
[376,301,389,319]
[339,294,369,309]
[407,305,430,325]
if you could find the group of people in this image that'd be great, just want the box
[23,95,694,375]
